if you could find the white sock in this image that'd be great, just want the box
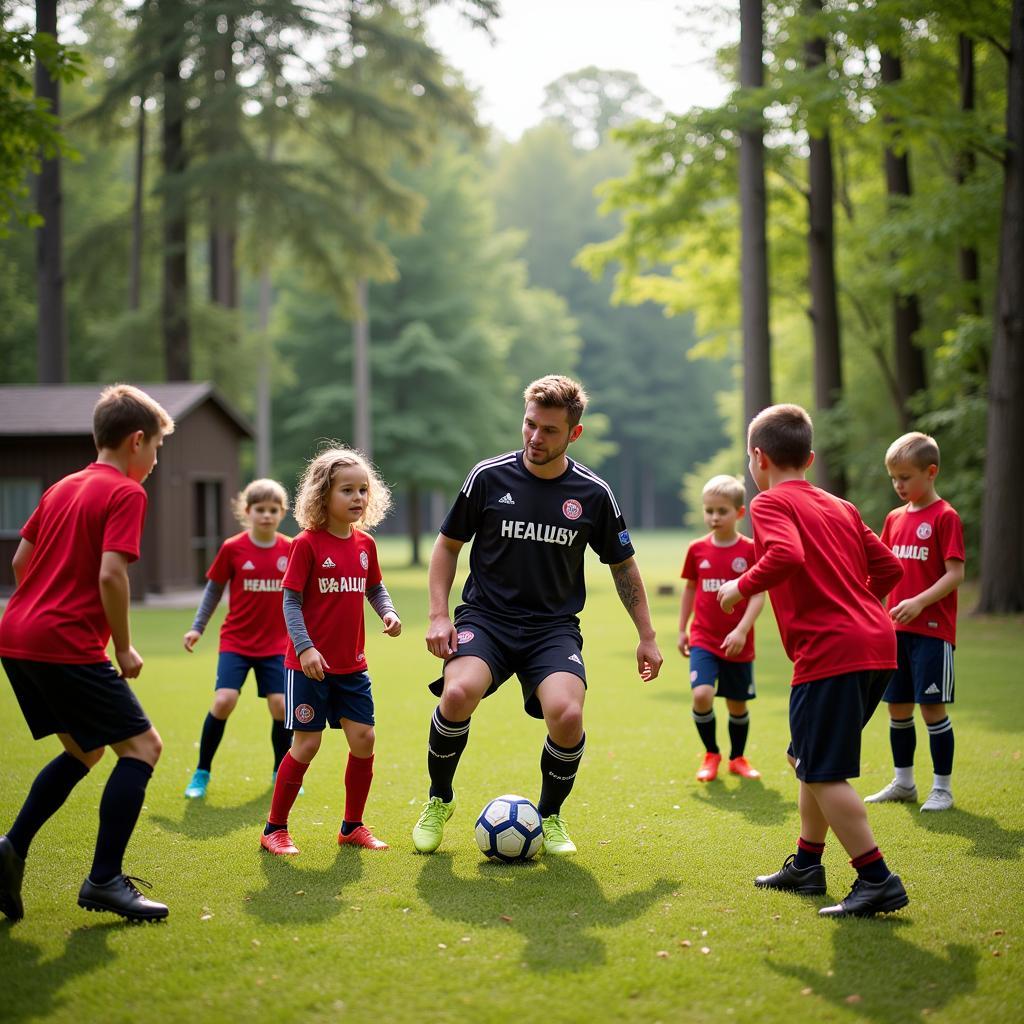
[895,766,915,788]
[933,773,952,793]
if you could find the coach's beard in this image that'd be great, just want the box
[524,440,569,466]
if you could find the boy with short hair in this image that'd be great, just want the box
[0,384,174,923]
[679,474,765,782]
[865,431,965,812]
[718,404,908,918]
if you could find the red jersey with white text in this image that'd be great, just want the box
[880,498,964,645]
[283,528,382,674]
[681,534,757,662]
[736,480,903,685]
[0,462,147,664]
[207,532,292,657]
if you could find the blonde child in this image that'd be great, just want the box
[182,480,292,798]
[260,447,401,854]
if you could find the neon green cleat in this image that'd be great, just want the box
[541,814,577,856]
[412,795,456,853]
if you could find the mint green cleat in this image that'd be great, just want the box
[542,814,577,856]
[184,769,210,799]
[412,794,456,853]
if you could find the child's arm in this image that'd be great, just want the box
[890,559,965,625]
[183,579,226,651]
[862,521,903,600]
[11,539,34,586]
[721,591,765,657]
[678,580,697,656]
[366,582,402,637]
[99,550,143,679]
[720,498,803,612]
[283,587,329,680]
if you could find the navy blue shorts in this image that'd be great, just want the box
[689,646,756,701]
[285,668,374,730]
[216,651,285,697]
[788,670,891,783]
[3,656,152,753]
[883,633,955,705]
[428,609,586,720]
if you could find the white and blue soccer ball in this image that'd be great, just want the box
[474,794,543,863]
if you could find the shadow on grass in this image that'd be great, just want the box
[767,918,978,1023]
[690,779,792,827]
[903,802,1024,860]
[150,788,274,839]
[416,852,676,974]
[0,921,122,1022]
[243,847,364,925]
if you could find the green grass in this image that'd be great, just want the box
[1,530,1021,1023]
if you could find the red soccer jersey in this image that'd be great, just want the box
[282,528,382,674]
[880,498,964,645]
[207,532,292,657]
[0,463,147,664]
[681,534,757,662]
[736,480,903,686]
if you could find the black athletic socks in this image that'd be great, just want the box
[728,712,750,760]
[927,717,954,776]
[198,712,227,772]
[271,719,292,771]
[6,752,89,859]
[537,734,586,818]
[851,846,890,885]
[889,715,916,768]
[90,757,154,885]
[795,837,825,869]
[427,708,471,802]
[692,709,718,754]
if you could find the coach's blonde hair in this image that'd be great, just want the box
[523,375,588,427]
[703,474,745,509]
[294,446,391,532]
[885,431,940,471]
[232,479,289,526]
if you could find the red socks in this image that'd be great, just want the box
[268,751,309,827]
[344,753,374,825]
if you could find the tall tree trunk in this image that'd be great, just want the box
[880,51,926,426]
[208,13,238,309]
[957,34,982,317]
[35,0,66,383]
[161,0,190,380]
[353,278,371,456]
[978,0,1024,613]
[256,268,272,477]
[804,0,845,496]
[409,483,422,566]
[129,99,146,311]
[739,0,773,488]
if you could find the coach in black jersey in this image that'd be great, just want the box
[411,375,664,857]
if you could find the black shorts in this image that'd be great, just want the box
[428,609,587,720]
[788,670,891,783]
[883,633,955,705]
[3,656,152,754]
[285,668,374,730]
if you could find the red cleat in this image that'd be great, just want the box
[728,756,761,779]
[260,829,300,855]
[696,751,722,782]
[338,825,389,850]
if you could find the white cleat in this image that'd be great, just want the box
[920,787,954,812]
[864,780,918,804]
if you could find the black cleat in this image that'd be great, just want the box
[754,853,827,895]
[78,874,168,923]
[819,874,908,918]
[0,835,25,922]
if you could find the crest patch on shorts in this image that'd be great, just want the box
[294,704,315,724]
[457,630,475,644]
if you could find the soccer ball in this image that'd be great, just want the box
[474,794,543,863]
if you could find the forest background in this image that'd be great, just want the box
[2,0,1021,608]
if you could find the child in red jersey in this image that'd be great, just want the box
[679,474,764,782]
[0,384,173,923]
[718,404,908,918]
[182,479,292,799]
[260,447,401,855]
[865,432,965,813]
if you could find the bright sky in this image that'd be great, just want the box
[425,0,734,141]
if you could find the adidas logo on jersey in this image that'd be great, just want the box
[499,492,515,505]
[242,560,255,570]
[699,559,712,569]
[924,683,940,695]
[322,557,336,568]
[567,653,583,665]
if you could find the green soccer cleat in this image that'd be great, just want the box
[541,814,577,856]
[184,769,210,799]
[412,794,456,853]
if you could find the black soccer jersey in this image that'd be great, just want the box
[440,450,635,625]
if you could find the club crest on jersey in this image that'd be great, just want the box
[457,630,475,644]
[916,523,933,540]
[294,704,315,724]
[322,557,336,568]
[277,556,288,572]
[562,499,583,521]
[359,550,369,571]
[242,560,255,570]
[732,557,748,573]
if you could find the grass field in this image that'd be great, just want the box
[1,530,1021,1023]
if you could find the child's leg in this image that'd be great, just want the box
[266,693,291,772]
[806,780,891,882]
[197,689,239,771]
[340,719,375,830]
[921,701,954,799]
[691,684,718,753]
[265,731,319,834]
[725,698,750,760]
[887,701,917,787]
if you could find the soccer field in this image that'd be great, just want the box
[1,531,1021,1024]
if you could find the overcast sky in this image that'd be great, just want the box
[425,0,735,141]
